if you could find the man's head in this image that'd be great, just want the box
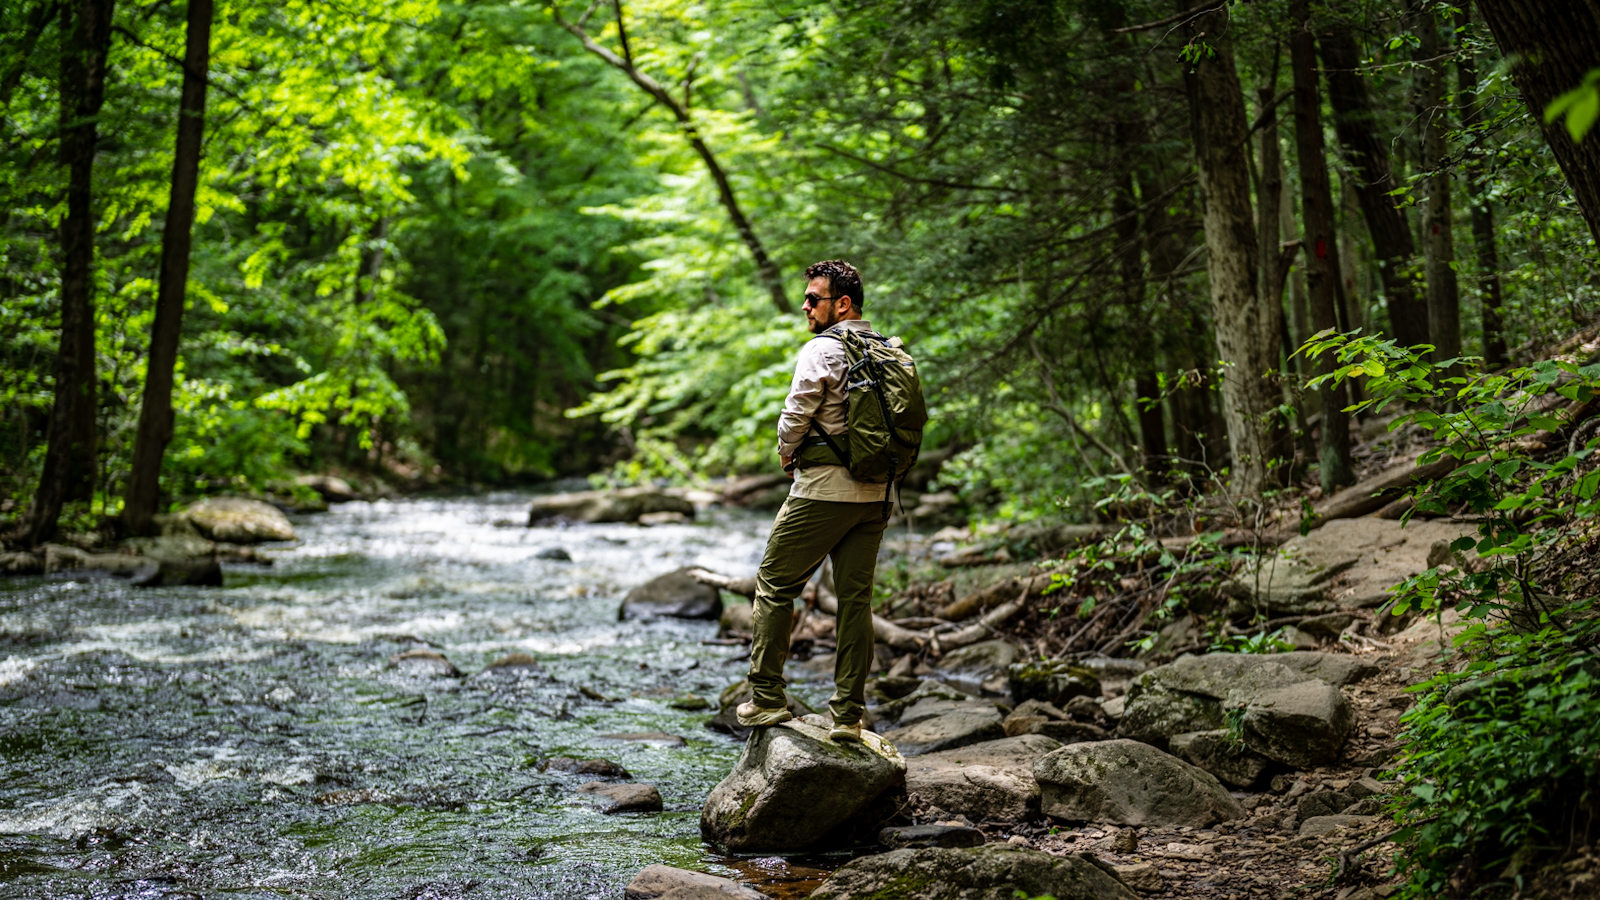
[803,260,863,334]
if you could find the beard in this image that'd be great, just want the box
[807,307,837,334]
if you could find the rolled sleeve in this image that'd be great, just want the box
[776,339,838,455]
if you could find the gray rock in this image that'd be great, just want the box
[1008,660,1101,708]
[1030,721,1111,743]
[809,844,1138,900]
[620,567,723,621]
[1270,651,1380,686]
[389,649,462,677]
[1168,730,1271,788]
[637,510,691,526]
[601,732,688,746]
[701,715,906,853]
[184,497,296,543]
[1114,681,1223,748]
[883,707,1007,756]
[1033,739,1245,828]
[42,543,222,587]
[577,782,663,814]
[527,487,694,525]
[1237,680,1353,768]
[1112,862,1162,893]
[1223,553,1358,616]
[879,824,985,850]
[295,474,360,502]
[1296,790,1354,820]
[905,734,1064,821]
[624,865,767,900]
[900,698,1001,727]
[935,640,1021,680]
[1298,814,1373,837]
[0,551,43,575]
[1297,613,1355,640]
[1348,776,1387,799]
[482,653,544,674]
[876,681,974,724]
[536,547,572,561]
[543,757,630,777]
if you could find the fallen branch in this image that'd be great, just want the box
[687,567,931,650]
[1334,816,1437,883]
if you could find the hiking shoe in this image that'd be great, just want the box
[829,721,863,744]
[735,701,793,728]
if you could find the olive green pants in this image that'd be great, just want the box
[748,496,886,726]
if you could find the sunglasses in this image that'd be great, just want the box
[803,293,841,309]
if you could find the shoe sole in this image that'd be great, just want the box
[830,729,863,744]
[736,708,794,728]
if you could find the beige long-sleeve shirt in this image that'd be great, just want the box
[777,319,891,503]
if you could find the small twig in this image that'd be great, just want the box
[1334,817,1438,882]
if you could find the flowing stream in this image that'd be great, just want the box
[0,493,838,899]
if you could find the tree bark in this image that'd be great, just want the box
[26,0,115,546]
[1454,1,1508,368]
[1417,7,1463,373]
[1476,1,1600,245]
[1114,134,1167,476]
[1319,28,1430,350]
[123,0,212,537]
[1290,0,1355,491]
[553,4,793,315]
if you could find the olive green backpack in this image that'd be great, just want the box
[792,326,928,516]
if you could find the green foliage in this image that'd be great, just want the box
[1544,69,1600,143]
[1210,629,1293,655]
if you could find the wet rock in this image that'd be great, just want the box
[880,824,985,850]
[905,734,1063,821]
[601,732,688,746]
[883,707,1006,756]
[0,551,43,575]
[898,697,1000,727]
[809,844,1138,900]
[637,511,691,526]
[1168,730,1270,789]
[1063,695,1105,720]
[1033,739,1244,828]
[482,653,544,674]
[543,757,630,778]
[535,547,572,561]
[719,603,753,635]
[701,714,905,853]
[1008,699,1069,722]
[670,694,710,711]
[577,781,663,814]
[1296,789,1354,820]
[527,487,694,525]
[184,497,297,543]
[42,544,222,587]
[1008,660,1101,708]
[624,864,767,900]
[875,680,974,724]
[1018,720,1111,744]
[1238,680,1353,768]
[934,640,1020,681]
[1298,814,1373,837]
[620,567,723,621]
[873,675,923,700]
[295,474,360,502]
[706,680,817,739]
[1112,862,1162,893]
[389,649,462,677]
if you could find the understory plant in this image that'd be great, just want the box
[1304,332,1600,897]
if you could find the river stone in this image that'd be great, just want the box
[527,487,695,525]
[1008,660,1101,708]
[620,567,722,621]
[935,640,1021,680]
[577,781,663,814]
[0,551,43,575]
[184,497,296,543]
[876,680,975,724]
[701,714,905,853]
[624,865,766,900]
[883,707,1006,756]
[482,652,544,674]
[536,547,572,561]
[1236,680,1353,768]
[1033,739,1245,827]
[42,544,223,587]
[706,680,817,739]
[602,732,688,746]
[1168,730,1270,788]
[809,844,1138,900]
[880,824,986,850]
[296,473,360,502]
[544,757,630,777]
[905,734,1063,821]
[390,649,462,677]
[898,697,1001,727]
[637,510,691,526]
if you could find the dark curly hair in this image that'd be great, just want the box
[804,259,864,310]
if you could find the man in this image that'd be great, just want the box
[735,259,891,744]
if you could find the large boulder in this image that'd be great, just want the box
[882,707,1006,757]
[620,567,723,621]
[42,544,221,587]
[1007,659,1101,708]
[1116,653,1354,767]
[624,865,766,900]
[183,497,296,543]
[875,681,974,724]
[1270,651,1380,687]
[701,715,905,853]
[1033,739,1245,828]
[905,734,1063,821]
[527,487,695,525]
[1168,730,1270,789]
[809,844,1138,900]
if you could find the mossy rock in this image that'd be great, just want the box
[1007,660,1101,707]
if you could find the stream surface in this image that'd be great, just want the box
[0,493,837,899]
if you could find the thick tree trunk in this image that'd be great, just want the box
[1418,9,1463,372]
[1179,1,1276,497]
[1455,1,1508,367]
[1290,0,1355,492]
[1255,84,1297,478]
[1138,165,1206,474]
[1320,29,1430,350]
[26,0,115,546]
[1476,1,1600,244]
[124,0,212,537]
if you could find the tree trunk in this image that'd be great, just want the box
[1319,28,1430,350]
[1255,83,1297,478]
[1417,8,1463,373]
[1289,0,1355,492]
[1138,164,1202,474]
[1455,1,1508,368]
[1114,125,1167,477]
[1476,1,1600,244]
[123,0,212,537]
[25,0,115,546]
